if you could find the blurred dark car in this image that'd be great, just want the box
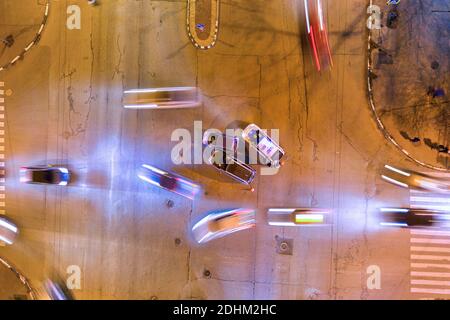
[379,207,450,228]
[20,166,70,186]
[137,164,200,200]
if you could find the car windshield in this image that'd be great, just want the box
[32,170,57,183]
[226,163,252,181]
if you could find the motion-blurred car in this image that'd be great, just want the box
[0,216,18,245]
[379,207,450,228]
[123,87,201,109]
[137,164,200,200]
[304,0,333,71]
[192,208,256,244]
[381,164,450,193]
[20,166,70,186]
[208,149,256,189]
[242,123,285,168]
[267,208,329,226]
[43,278,75,300]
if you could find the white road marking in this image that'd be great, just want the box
[411,230,450,237]
[411,263,450,269]
[411,271,450,278]
[410,204,450,211]
[411,238,450,244]
[411,288,450,295]
[411,246,450,253]
[411,279,450,286]
[410,176,450,297]
[411,255,450,261]
[410,196,450,204]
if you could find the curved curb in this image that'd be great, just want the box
[186,0,220,50]
[366,0,449,172]
[0,1,50,73]
[0,256,37,300]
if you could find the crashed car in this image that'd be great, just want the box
[208,149,256,189]
[242,123,285,168]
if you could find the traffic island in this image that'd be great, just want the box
[0,1,49,72]
[368,0,449,170]
[187,0,220,49]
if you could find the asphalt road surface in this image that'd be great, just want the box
[0,0,448,300]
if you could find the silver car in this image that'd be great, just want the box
[0,216,18,245]
[267,208,330,226]
[242,123,285,168]
[123,87,201,109]
[192,208,256,244]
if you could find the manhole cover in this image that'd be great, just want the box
[275,236,293,255]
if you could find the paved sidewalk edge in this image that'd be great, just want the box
[0,1,50,73]
[366,0,449,172]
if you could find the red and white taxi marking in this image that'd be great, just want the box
[410,173,450,297]
[0,82,5,246]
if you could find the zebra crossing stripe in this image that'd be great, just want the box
[410,178,450,297]
[411,288,450,295]
[411,238,450,245]
[411,246,450,253]
[411,271,450,278]
[411,263,450,269]
[411,255,450,261]
[411,230,450,237]
[411,279,450,286]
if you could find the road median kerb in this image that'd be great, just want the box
[0,1,50,73]
[366,0,449,172]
